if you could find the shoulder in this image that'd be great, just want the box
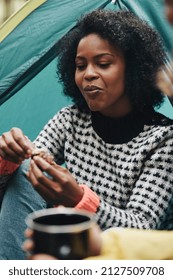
[144,111,173,137]
[148,111,173,127]
[56,104,88,118]
[50,104,91,127]
[142,112,173,146]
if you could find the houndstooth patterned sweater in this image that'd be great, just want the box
[34,105,173,230]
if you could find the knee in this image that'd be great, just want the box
[7,159,32,192]
[2,158,47,208]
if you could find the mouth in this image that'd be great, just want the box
[84,85,102,91]
[83,85,102,98]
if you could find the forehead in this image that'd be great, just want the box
[76,34,120,56]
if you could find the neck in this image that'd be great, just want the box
[99,95,132,118]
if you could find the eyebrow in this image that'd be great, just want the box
[75,53,115,60]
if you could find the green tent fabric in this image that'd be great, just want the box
[0,0,110,105]
[1,0,173,140]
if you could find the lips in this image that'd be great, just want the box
[84,85,102,91]
[83,85,102,98]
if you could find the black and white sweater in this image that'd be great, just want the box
[34,105,173,230]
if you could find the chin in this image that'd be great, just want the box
[87,103,104,112]
[87,103,97,111]
[89,107,101,112]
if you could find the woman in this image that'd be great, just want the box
[1,9,173,260]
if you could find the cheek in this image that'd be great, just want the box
[75,72,82,89]
[107,70,125,90]
[74,72,78,85]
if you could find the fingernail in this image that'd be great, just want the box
[26,149,32,155]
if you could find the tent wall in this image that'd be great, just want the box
[0,60,70,140]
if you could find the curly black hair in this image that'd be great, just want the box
[56,9,166,112]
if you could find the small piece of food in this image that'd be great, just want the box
[31,149,56,165]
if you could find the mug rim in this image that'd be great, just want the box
[25,207,95,234]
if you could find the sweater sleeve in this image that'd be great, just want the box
[75,184,100,212]
[0,156,19,203]
[0,157,19,175]
[95,134,173,230]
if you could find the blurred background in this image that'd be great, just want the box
[0,0,28,25]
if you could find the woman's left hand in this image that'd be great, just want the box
[26,156,84,207]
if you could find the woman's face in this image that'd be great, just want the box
[75,34,131,117]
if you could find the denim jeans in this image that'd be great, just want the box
[0,159,47,260]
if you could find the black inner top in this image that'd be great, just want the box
[91,109,171,144]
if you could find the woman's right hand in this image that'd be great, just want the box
[0,127,35,164]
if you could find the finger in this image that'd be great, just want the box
[28,159,58,188]
[27,172,53,202]
[27,160,43,186]
[29,254,57,260]
[22,239,34,253]
[0,129,34,161]
[33,156,67,184]
[27,161,58,203]
[24,228,33,239]
[10,128,34,155]
[0,137,7,158]
[0,143,24,163]
[1,130,25,157]
[88,225,102,256]
[31,157,81,200]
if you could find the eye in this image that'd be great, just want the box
[76,64,86,71]
[98,63,111,68]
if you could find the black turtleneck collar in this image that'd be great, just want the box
[91,110,154,144]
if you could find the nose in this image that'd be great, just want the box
[84,65,99,81]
